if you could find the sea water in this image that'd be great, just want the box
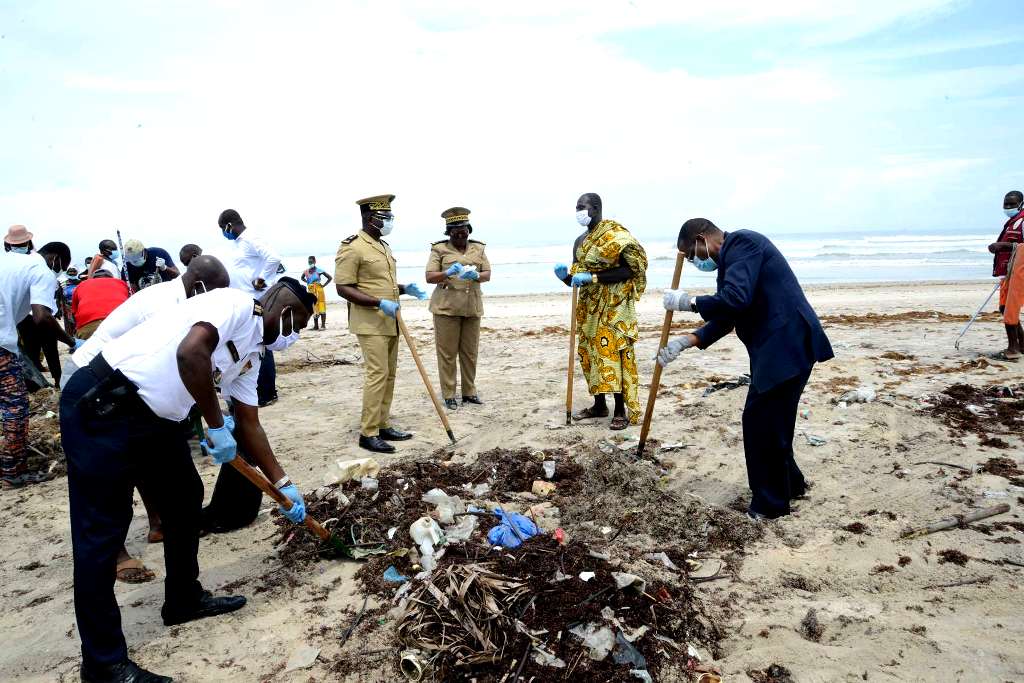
[280,226,998,302]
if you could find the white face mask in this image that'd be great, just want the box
[379,217,395,236]
[127,253,145,267]
[265,307,300,352]
[576,210,591,227]
[9,245,31,254]
[1005,206,1021,218]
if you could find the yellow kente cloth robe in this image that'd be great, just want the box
[569,219,648,423]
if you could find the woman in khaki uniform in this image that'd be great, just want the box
[425,207,491,409]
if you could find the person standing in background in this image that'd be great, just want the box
[179,243,203,268]
[424,207,491,409]
[86,239,122,280]
[989,190,1023,360]
[218,209,284,406]
[302,256,333,330]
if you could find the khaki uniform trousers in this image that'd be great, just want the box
[356,334,399,436]
[433,314,480,399]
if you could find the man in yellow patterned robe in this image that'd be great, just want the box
[553,193,648,429]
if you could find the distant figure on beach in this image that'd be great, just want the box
[554,193,648,430]
[425,207,491,410]
[990,190,1023,360]
[658,218,833,520]
[302,256,333,330]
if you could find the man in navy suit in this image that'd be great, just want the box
[657,218,833,520]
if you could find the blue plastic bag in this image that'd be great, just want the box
[486,507,539,548]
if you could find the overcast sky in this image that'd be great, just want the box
[2,0,1022,262]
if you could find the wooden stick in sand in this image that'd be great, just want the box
[637,252,686,457]
[900,503,1010,539]
[396,310,456,444]
[566,285,579,425]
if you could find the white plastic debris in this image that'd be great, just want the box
[644,552,680,571]
[658,443,688,452]
[601,606,615,619]
[630,670,653,683]
[284,645,320,672]
[966,404,988,416]
[612,572,647,593]
[532,650,567,668]
[410,517,445,571]
[360,476,379,491]
[445,515,478,542]
[579,571,596,582]
[387,527,398,539]
[569,622,616,660]
[329,457,380,485]
[803,433,827,447]
[839,386,876,403]
[421,488,466,524]
[543,460,556,479]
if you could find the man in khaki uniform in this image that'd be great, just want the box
[335,194,427,453]
[425,207,491,409]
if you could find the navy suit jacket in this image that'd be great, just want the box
[693,230,833,392]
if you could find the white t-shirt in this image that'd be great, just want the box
[0,251,57,354]
[73,278,190,367]
[101,288,264,421]
[228,231,282,297]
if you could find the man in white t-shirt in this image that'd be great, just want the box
[1,243,77,488]
[59,278,315,683]
[217,208,286,407]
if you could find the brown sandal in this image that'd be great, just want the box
[573,406,609,421]
[609,415,630,431]
[116,557,156,584]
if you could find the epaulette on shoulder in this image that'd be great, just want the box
[468,239,486,245]
[341,235,358,244]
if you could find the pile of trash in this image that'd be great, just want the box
[921,383,1023,441]
[270,446,743,680]
[26,390,64,476]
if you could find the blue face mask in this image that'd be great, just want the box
[10,245,31,254]
[222,227,238,241]
[109,250,120,261]
[692,235,718,272]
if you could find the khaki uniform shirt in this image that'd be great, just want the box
[427,240,490,318]
[334,230,400,336]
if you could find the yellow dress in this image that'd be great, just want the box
[303,268,327,314]
[569,220,648,423]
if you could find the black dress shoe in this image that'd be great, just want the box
[444,398,458,410]
[379,427,412,441]
[81,659,172,683]
[461,395,483,405]
[161,590,246,626]
[359,434,396,453]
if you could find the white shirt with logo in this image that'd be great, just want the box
[100,288,264,420]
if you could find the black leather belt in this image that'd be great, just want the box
[77,353,144,420]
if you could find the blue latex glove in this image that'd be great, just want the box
[571,273,594,287]
[459,269,480,281]
[445,262,464,277]
[278,483,306,523]
[378,299,400,318]
[200,415,235,452]
[404,282,427,300]
[487,507,539,548]
[73,338,85,351]
[206,424,237,464]
[554,263,569,280]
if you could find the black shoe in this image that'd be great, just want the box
[1,471,53,489]
[379,427,412,441]
[258,394,278,408]
[359,435,396,453]
[81,659,172,683]
[161,590,246,626]
[461,395,483,405]
[444,398,458,410]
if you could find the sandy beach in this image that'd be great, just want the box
[1,279,1022,682]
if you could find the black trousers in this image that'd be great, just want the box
[60,366,204,668]
[742,367,811,518]
[257,349,276,404]
[202,453,263,533]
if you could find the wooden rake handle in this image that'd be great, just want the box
[637,252,686,456]
[227,456,330,541]
[396,310,456,443]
